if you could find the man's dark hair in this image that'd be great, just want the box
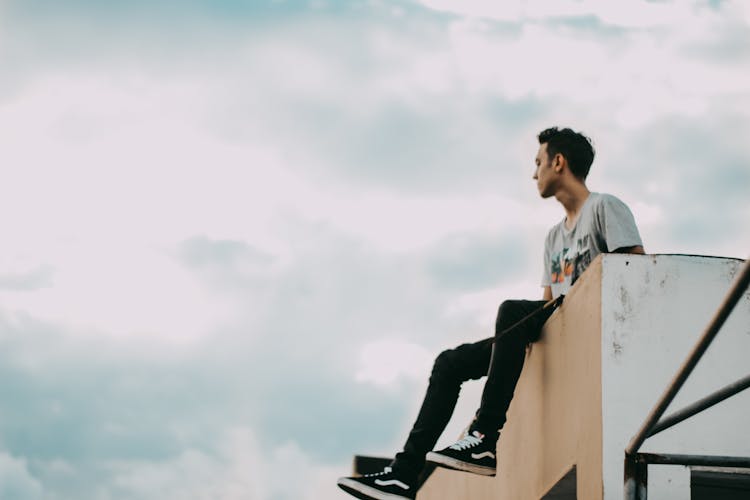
[538,127,595,180]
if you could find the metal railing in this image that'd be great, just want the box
[624,256,750,500]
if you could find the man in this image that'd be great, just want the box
[338,127,645,500]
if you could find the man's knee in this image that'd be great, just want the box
[495,299,549,342]
[431,345,477,382]
[430,341,490,383]
[432,348,458,376]
[495,300,524,330]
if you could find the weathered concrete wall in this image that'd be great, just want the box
[417,254,750,500]
[600,254,750,500]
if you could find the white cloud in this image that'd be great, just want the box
[417,0,524,22]
[109,428,348,500]
[356,339,434,387]
[407,1,749,131]
[585,0,701,29]
[416,0,712,28]
[0,62,553,342]
[0,70,312,340]
[0,243,230,341]
[111,431,262,500]
[730,0,750,26]
[0,452,44,500]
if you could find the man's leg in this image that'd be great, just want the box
[474,299,552,433]
[426,299,554,476]
[392,338,493,478]
[337,338,492,499]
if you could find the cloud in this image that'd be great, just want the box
[425,232,527,291]
[177,236,277,293]
[0,216,508,495]
[0,266,54,291]
[414,0,722,28]
[109,431,354,500]
[355,339,433,387]
[109,429,263,500]
[168,222,534,461]
[0,303,408,498]
[0,452,43,500]
[601,114,750,255]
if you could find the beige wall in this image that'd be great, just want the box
[418,256,604,500]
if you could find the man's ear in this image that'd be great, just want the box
[553,153,565,173]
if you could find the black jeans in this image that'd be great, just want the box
[392,299,553,478]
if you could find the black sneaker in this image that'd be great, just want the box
[337,466,415,500]
[425,430,497,476]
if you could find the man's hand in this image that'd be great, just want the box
[614,245,645,255]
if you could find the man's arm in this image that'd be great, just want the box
[613,245,645,255]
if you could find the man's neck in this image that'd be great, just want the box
[555,183,591,229]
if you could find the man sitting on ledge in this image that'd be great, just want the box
[338,126,645,500]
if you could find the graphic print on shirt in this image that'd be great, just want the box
[550,247,571,284]
[549,235,592,286]
[572,235,591,285]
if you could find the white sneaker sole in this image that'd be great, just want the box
[425,451,496,477]
[337,477,413,500]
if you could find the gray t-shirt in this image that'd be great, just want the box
[542,192,642,298]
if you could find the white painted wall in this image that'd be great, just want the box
[600,254,750,499]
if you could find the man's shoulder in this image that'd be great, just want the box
[591,191,627,203]
[588,192,632,211]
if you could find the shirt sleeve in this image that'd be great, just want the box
[595,194,643,252]
[541,228,553,287]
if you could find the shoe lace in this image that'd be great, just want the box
[364,467,393,478]
[449,432,483,451]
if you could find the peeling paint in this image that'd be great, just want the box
[612,341,623,359]
[616,285,634,322]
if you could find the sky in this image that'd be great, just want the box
[0,0,749,498]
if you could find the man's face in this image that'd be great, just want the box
[533,143,558,198]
